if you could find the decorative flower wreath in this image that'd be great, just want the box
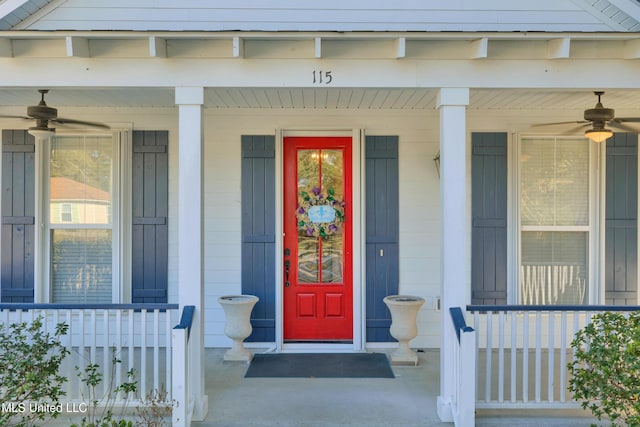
[296,187,345,238]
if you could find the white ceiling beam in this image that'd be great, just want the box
[624,39,640,59]
[5,33,640,62]
[149,36,167,58]
[470,38,488,59]
[2,57,640,89]
[395,37,406,59]
[233,37,244,58]
[0,39,12,57]
[547,38,571,59]
[66,36,89,57]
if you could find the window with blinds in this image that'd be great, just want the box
[519,137,590,305]
[49,135,114,303]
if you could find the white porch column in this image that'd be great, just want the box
[175,86,208,421]
[436,87,470,422]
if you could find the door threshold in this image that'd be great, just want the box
[284,340,353,344]
[281,342,359,353]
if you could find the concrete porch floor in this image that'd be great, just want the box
[198,348,598,427]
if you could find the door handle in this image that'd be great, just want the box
[284,260,290,287]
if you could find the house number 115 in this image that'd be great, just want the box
[312,70,333,84]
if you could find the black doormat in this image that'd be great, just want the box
[244,352,395,378]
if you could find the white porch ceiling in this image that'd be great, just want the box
[1,87,640,112]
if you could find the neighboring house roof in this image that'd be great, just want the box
[50,177,110,202]
[0,0,56,30]
[1,0,640,32]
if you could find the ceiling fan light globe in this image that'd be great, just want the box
[585,128,613,143]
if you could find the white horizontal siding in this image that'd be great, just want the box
[4,103,637,350]
[0,104,616,349]
[20,0,620,32]
[398,132,440,348]
[201,109,445,347]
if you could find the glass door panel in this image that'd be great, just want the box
[296,149,344,284]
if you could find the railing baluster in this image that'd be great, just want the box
[90,309,97,366]
[128,309,135,401]
[560,311,567,402]
[166,310,172,399]
[522,311,529,403]
[535,311,542,403]
[548,310,554,403]
[485,311,493,403]
[116,309,122,401]
[498,311,505,403]
[103,309,110,398]
[40,308,47,333]
[91,309,100,399]
[474,311,480,402]
[510,311,517,403]
[154,308,160,393]
[79,309,86,386]
[141,308,147,398]
[65,309,73,399]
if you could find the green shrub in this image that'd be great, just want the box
[0,316,69,427]
[568,311,640,426]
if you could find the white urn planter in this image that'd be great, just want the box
[218,295,259,362]
[384,295,425,365]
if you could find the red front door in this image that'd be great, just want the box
[283,136,353,341]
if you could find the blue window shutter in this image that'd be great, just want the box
[1,130,35,302]
[365,136,399,342]
[132,131,168,303]
[471,133,508,305]
[242,135,276,342]
[605,133,638,305]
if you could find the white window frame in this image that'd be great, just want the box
[36,130,131,303]
[512,134,603,305]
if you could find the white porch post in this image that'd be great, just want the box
[436,87,470,422]
[175,86,208,422]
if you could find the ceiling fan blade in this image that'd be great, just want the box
[0,114,31,120]
[531,121,589,128]
[613,117,640,123]
[609,121,640,133]
[561,124,592,134]
[52,117,110,129]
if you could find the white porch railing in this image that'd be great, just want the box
[448,307,477,427]
[172,305,195,427]
[466,305,640,411]
[0,303,179,405]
